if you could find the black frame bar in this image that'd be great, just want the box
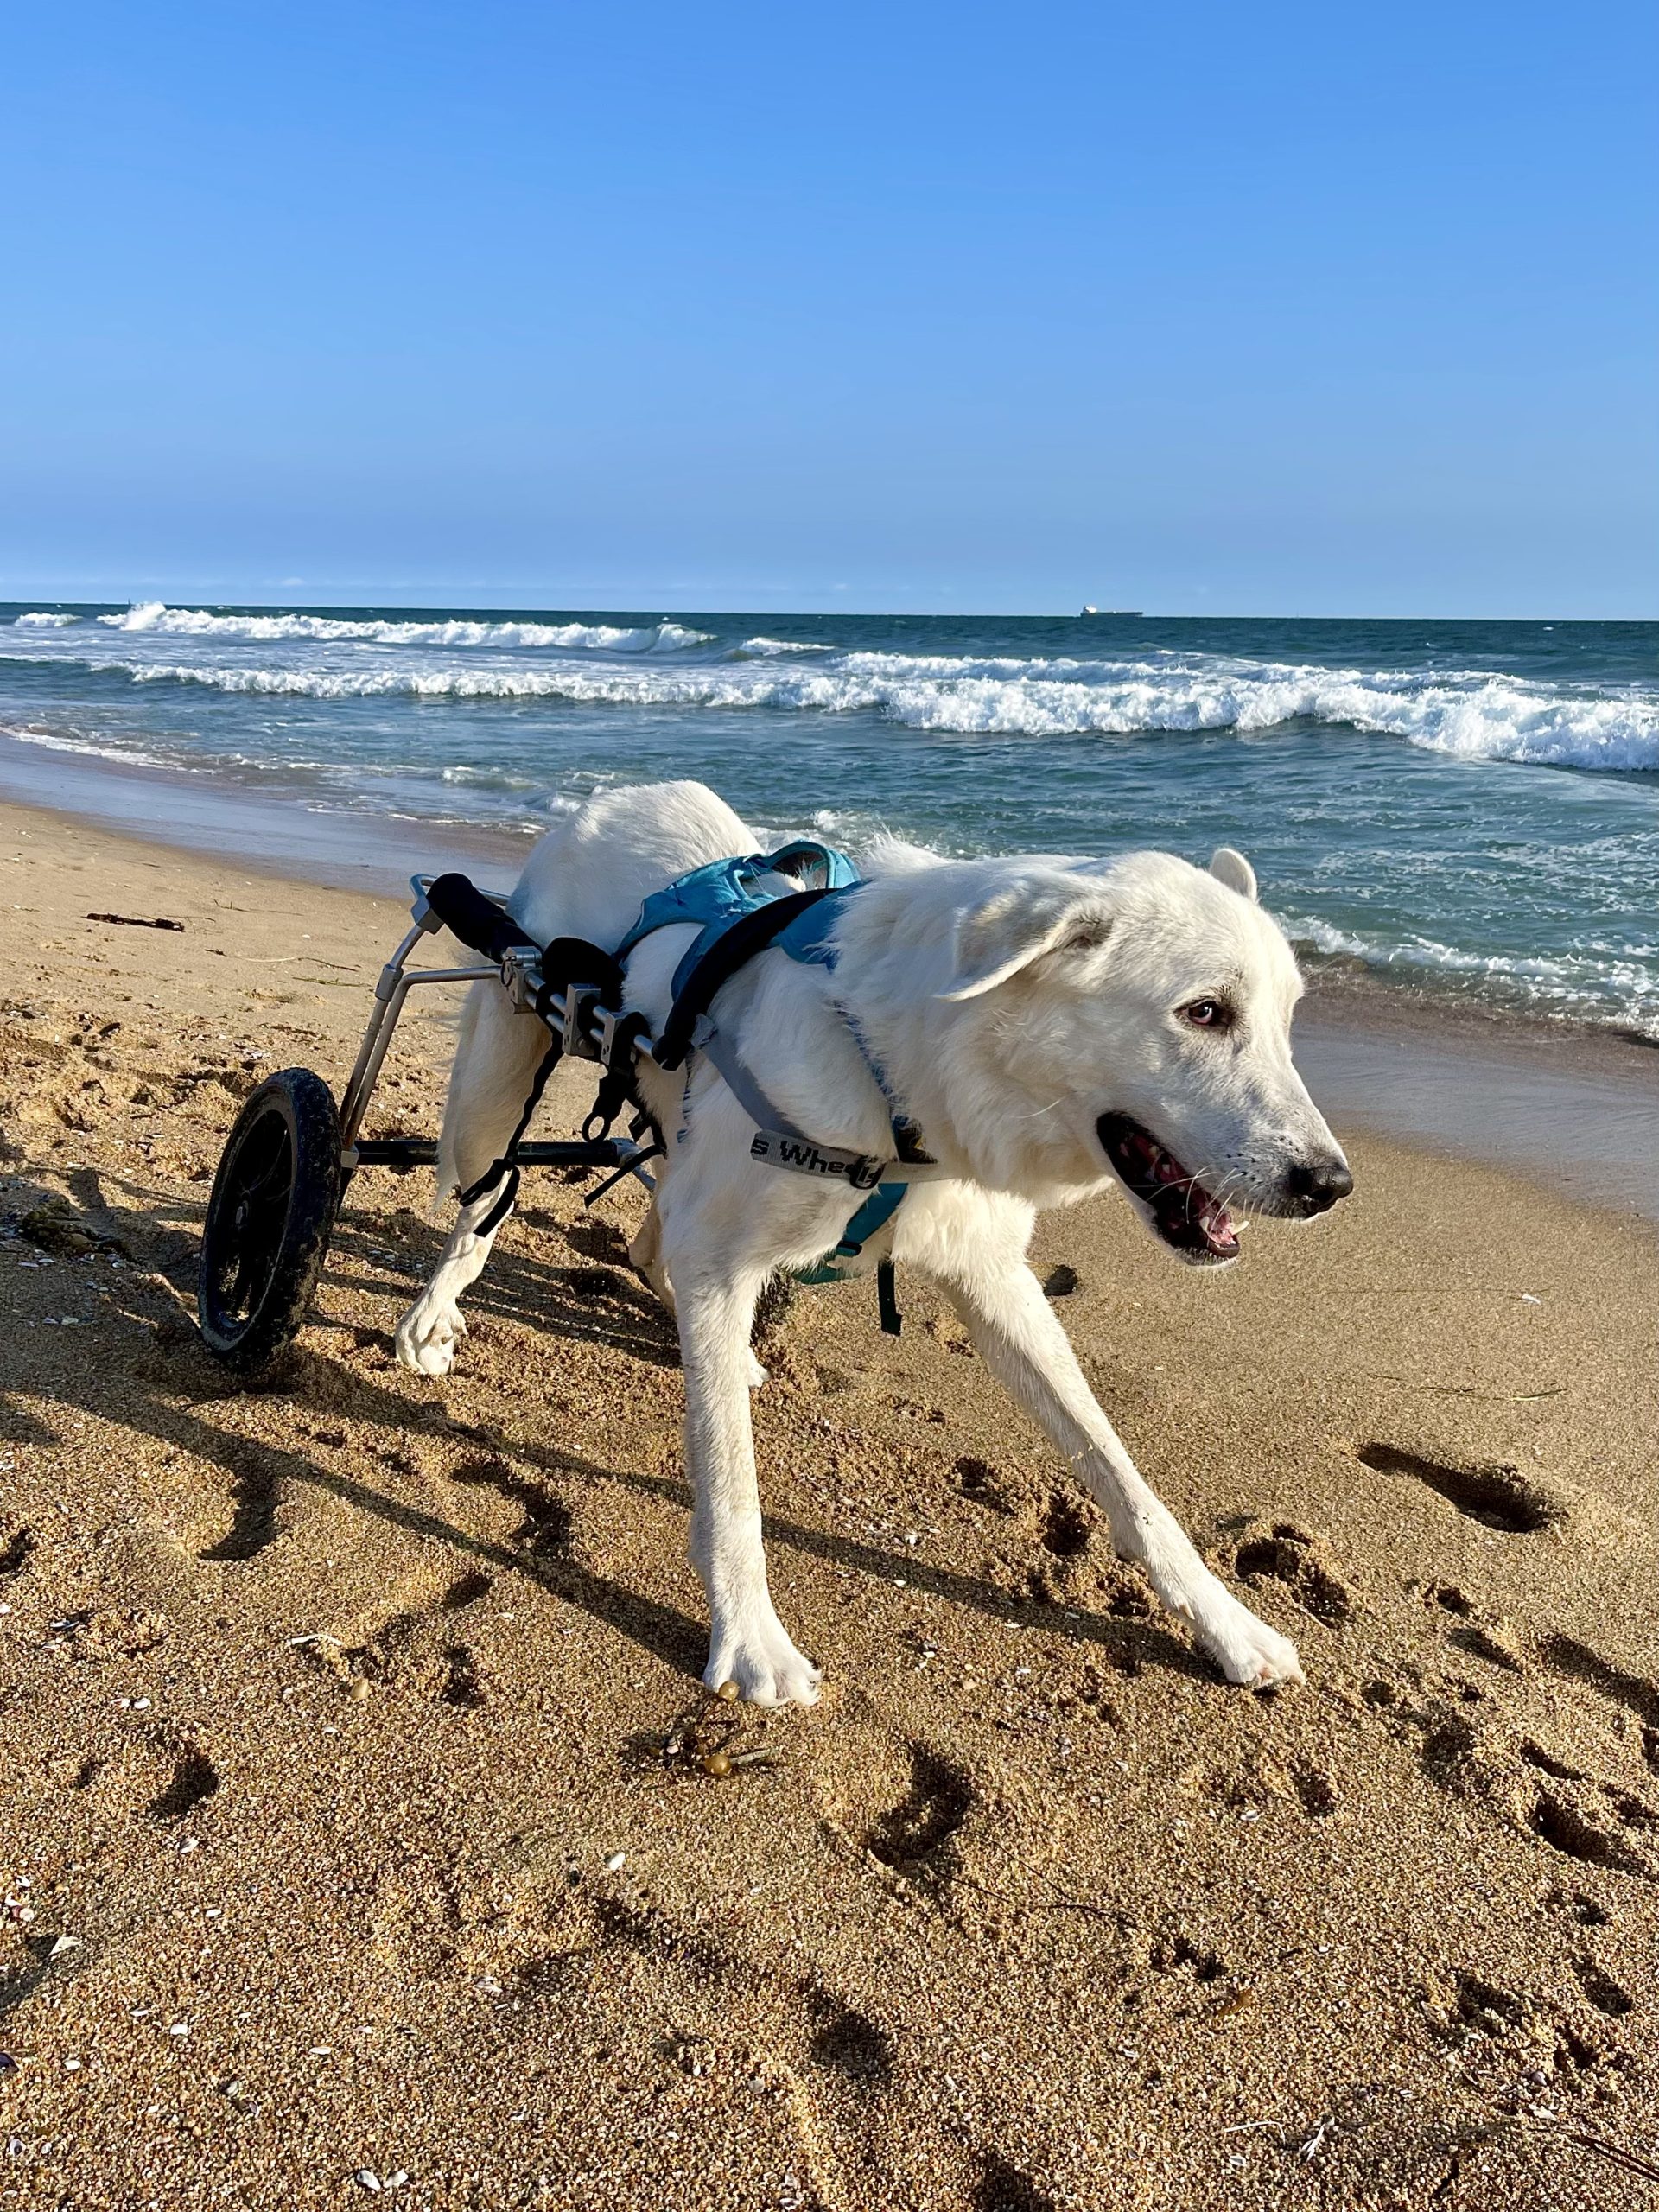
[350,1135,636,1173]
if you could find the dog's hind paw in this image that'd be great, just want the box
[1195,1596,1305,1690]
[703,1614,822,1707]
[395,1297,466,1379]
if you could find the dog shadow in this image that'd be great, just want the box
[3,1163,1209,1690]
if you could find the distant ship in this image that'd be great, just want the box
[1079,606,1142,617]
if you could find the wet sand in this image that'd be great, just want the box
[3,798,1659,2210]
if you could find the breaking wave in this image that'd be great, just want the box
[88,602,711,652]
[40,645,1656,770]
[14,611,79,627]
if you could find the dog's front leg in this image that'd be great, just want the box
[937,1255,1303,1688]
[675,1266,822,1707]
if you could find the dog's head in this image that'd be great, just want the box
[924,846,1351,1261]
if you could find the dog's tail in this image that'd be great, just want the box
[434,976,551,1205]
[863,830,944,878]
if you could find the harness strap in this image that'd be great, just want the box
[457,930,630,1229]
[791,1183,910,1333]
[654,887,842,1071]
[457,1034,562,1233]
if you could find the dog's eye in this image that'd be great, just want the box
[1180,997,1231,1030]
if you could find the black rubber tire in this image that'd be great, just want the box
[198,1068,342,1374]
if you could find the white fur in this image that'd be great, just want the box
[397,781,1352,1703]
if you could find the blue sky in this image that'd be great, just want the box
[4,2,1654,616]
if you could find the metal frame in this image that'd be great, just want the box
[336,874,655,1191]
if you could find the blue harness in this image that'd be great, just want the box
[617,841,918,1298]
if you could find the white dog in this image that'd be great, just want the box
[397,781,1352,1703]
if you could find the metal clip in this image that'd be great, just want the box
[593,1005,631,1068]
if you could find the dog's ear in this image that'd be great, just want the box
[1209,846,1258,902]
[938,879,1113,1001]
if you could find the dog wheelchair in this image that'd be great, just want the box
[196,872,660,1375]
[197,849,936,1376]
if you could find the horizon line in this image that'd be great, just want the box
[0,592,1650,626]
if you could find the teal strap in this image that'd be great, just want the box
[791,1179,909,1285]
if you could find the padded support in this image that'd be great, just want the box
[423,874,537,964]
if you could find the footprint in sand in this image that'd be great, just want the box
[1423,1963,1634,2081]
[149,1738,220,1821]
[69,1726,219,1824]
[448,1455,573,1555]
[950,1456,1020,1517]
[976,2154,1059,2212]
[1535,1630,1659,1738]
[1039,1490,1093,1560]
[196,1440,283,1562]
[802,1986,893,2086]
[1408,1580,1530,1673]
[1354,1441,1565,1535]
[1572,1954,1635,2018]
[1221,1520,1352,1626]
[863,1744,977,1891]
[1149,1929,1225,1983]
[1414,1706,1659,1882]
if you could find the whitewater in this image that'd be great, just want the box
[3,601,1656,1034]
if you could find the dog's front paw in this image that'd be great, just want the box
[704,1608,822,1707]
[394,1296,466,1379]
[1193,1593,1305,1690]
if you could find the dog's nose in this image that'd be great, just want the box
[1286,1157,1353,1213]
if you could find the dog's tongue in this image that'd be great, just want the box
[1196,1192,1238,1255]
[1146,1142,1237,1255]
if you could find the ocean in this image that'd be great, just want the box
[3,602,1656,1038]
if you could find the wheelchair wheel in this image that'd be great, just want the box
[198,1068,342,1373]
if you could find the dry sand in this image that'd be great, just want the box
[2,798,1657,2211]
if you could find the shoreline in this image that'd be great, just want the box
[3,748,1656,1222]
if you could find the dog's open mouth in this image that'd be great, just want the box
[1096,1113,1240,1262]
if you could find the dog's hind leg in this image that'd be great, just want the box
[673,1262,820,1704]
[919,1220,1303,1689]
[395,981,548,1379]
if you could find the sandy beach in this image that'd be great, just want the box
[3,796,1658,2211]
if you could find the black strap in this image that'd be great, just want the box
[457,1035,563,1224]
[582,1133,665,1210]
[876,1260,902,1338]
[457,932,635,1230]
[653,887,841,1071]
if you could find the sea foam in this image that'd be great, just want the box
[49,645,1657,772]
[92,603,711,652]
